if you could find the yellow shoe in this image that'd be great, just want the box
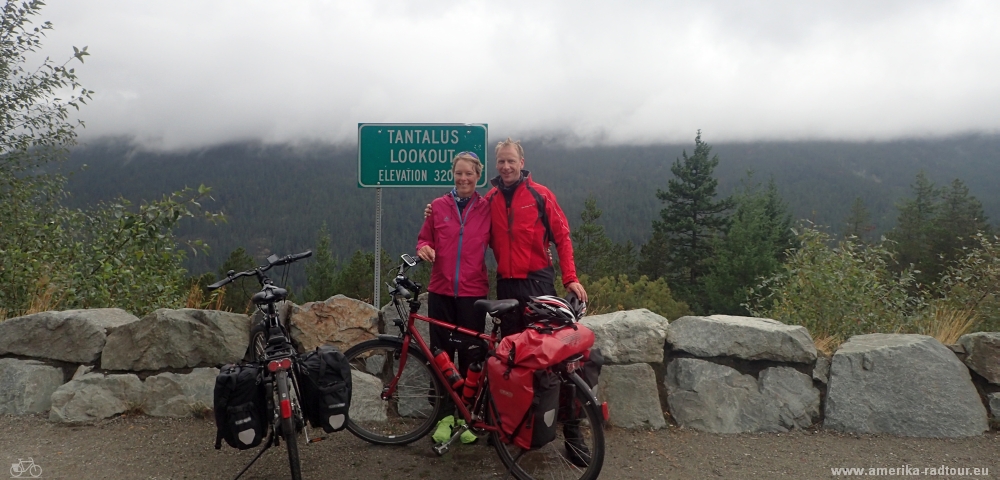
[454,419,478,444]
[432,415,454,444]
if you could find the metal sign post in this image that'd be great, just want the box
[358,123,488,307]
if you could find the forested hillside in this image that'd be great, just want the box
[63,134,1000,283]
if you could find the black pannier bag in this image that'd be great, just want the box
[296,345,352,433]
[214,363,267,450]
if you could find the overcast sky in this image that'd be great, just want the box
[33,0,1000,150]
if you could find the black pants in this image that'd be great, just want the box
[427,293,487,374]
[496,273,557,338]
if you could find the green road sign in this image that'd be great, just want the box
[358,123,488,187]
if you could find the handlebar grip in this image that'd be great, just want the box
[206,278,230,290]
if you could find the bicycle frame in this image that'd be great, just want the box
[383,294,502,434]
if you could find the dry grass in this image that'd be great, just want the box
[1,276,66,321]
[813,334,841,355]
[918,306,978,345]
[184,284,226,310]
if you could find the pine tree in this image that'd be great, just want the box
[571,196,636,279]
[889,171,939,284]
[644,130,734,311]
[303,223,338,302]
[702,174,793,314]
[843,197,873,241]
[927,178,990,280]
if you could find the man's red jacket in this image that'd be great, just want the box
[485,172,579,286]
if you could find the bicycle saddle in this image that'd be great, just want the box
[252,286,288,305]
[474,299,520,317]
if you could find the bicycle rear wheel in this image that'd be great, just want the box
[277,370,302,480]
[343,338,445,445]
[491,372,605,480]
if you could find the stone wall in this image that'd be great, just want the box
[2,301,998,437]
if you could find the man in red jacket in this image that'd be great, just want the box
[487,137,587,336]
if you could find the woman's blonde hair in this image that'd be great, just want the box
[452,152,482,176]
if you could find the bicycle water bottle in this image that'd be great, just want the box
[432,348,464,390]
[462,362,483,404]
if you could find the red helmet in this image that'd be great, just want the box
[524,295,577,325]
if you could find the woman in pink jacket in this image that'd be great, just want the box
[415,151,491,443]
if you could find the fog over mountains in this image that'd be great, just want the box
[63,134,1000,280]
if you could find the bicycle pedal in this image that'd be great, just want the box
[432,443,450,456]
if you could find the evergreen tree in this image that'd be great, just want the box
[644,131,734,311]
[843,196,873,241]
[303,224,338,302]
[889,171,939,285]
[702,174,793,315]
[927,178,990,280]
[334,249,394,304]
[572,195,636,279]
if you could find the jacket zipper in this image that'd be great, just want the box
[454,196,472,297]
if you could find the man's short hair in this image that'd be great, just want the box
[495,137,524,159]
[452,152,482,176]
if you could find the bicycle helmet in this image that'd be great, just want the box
[524,295,577,325]
[565,291,587,319]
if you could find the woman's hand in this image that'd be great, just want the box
[417,245,436,263]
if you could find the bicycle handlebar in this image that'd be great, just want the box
[206,250,312,290]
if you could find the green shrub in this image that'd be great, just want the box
[583,274,691,320]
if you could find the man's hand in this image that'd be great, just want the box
[424,203,432,219]
[417,245,436,263]
[566,282,588,303]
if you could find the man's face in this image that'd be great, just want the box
[495,145,524,186]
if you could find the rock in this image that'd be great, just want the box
[989,393,1000,422]
[101,309,252,371]
[597,363,665,429]
[667,315,816,363]
[813,356,830,384]
[825,334,988,437]
[0,358,65,415]
[72,365,94,380]
[49,372,145,423]
[0,309,138,363]
[349,370,387,423]
[289,295,380,353]
[580,309,669,364]
[665,358,820,433]
[143,368,218,417]
[957,332,1000,384]
[759,367,820,430]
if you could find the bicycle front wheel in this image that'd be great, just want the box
[343,338,445,445]
[491,372,606,480]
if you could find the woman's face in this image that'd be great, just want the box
[453,159,479,197]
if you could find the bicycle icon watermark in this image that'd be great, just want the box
[9,458,41,478]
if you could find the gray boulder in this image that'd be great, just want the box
[289,295,380,353]
[667,315,816,363]
[143,368,218,417]
[0,358,65,415]
[759,367,820,430]
[665,358,819,433]
[957,332,1000,384]
[597,363,665,429]
[580,309,669,364]
[813,356,831,384]
[0,309,138,363]
[101,309,252,371]
[989,393,1000,422]
[49,372,145,423]
[349,370,387,423]
[825,334,987,437]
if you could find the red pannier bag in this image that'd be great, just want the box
[495,323,595,370]
[487,323,595,450]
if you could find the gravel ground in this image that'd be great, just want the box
[1,414,997,479]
